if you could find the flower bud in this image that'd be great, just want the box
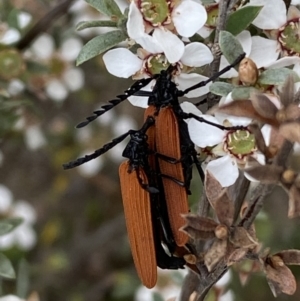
[282,169,296,185]
[238,58,258,86]
[215,224,228,240]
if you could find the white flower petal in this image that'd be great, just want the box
[181,42,213,67]
[292,0,300,4]
[219,290,235,301]
[255,153,266,165]
[261,124,272,146]
[236,30,252,57]
[206,155,239,187]
[180,101,203,115]
[267,57,300,69]
[136,34,163,54]
[46,79,68,102]
[216,94,252,126]
[127,80,154,108]
[0,185,13,212]
[17,12,32,29]
[250,0,286,29]
[293,142,300,154]
[112,115,137,136]
[188,116,224,147]
[294,62,300,75]
[153,28,184,63]
[31,33,54,60]
[197,26,213,39]
[216,271,232,287]
[249,36,279,68]
[127,2,145,39]
[0,233,15,249]
[7,79,25,96]
[25,125,46,150]
[78,154,103,177]
[219,55,239,78]
[176,73,211,98]
[63,68,84,91]
[172,0,207,37]
[103,48,143,78]
[60,38,83,61]
[0,28,20,44]
[12,200,37,224]
[14,224,36,250]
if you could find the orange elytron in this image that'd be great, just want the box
[144,106,189,247]
[119,161,157,288]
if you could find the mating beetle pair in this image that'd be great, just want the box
[63,52,246,288]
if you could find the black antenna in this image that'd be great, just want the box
[179,52,245,96]
[63,131,131,169]
[76,77,155,128]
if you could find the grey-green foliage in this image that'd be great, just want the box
[226,6,263,36]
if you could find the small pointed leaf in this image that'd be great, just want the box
[280,76,295,107]
[280,122,300,143]
[209,82,234,96]
[216,99,278,126]
[230,227,258,248]
[0,253,15,279]
[77,30,127,65]
[231,86,256,100]
[205,171,224,209]
[85,0,122,18]
[285,104,300,121]
[76,20,117,31]
[245,165,283,183]
[204,239,227,272]
[258,68,298,85]
[214,190,234,226]
[219,31,244,66]
[264,257,296,296]
[250,92,278,120]
[226,6,263,35]
[226,246,248,266]
[0,218,23,236]
[275,250,300,265]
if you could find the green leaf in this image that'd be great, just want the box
[0,99,30,110]
[232,86,257,100]
[76,20,117,31]
[226,6,263,35]
[76,30,127,66]
[16,258,29,298]
[209,82,234,96]
[0,253,15,279]
[219,31,244,65]
[258,68,299,85]
[86,0,122,18]
[0,218,23,236]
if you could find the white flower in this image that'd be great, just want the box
[127,0,207,63]
[219,30,280,78]
[248,0,300,57]
[0,189,37,251]
[24,125,46,150]
[103,41,213,107]
[184,101,265,187]
[30,34,84,102]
